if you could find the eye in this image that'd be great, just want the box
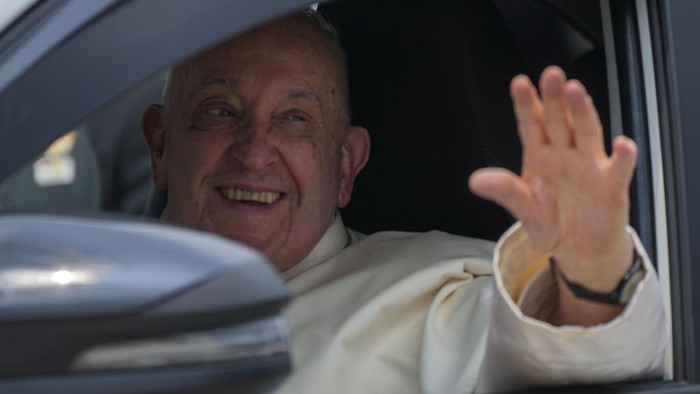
[272,109,315,138]
[206,107,235,117]
[278,110,310,123]
[286,113,309,122]
[190,102,241,131]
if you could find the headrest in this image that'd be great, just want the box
[322,0,528,240]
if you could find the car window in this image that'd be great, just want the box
[0,0,612,226]
[0,1,609,231]
[0,129,100,212]
[0,71,165,215]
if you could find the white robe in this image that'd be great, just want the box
[274,214,667,393]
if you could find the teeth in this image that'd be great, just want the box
[221,188,280,204]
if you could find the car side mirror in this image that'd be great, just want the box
[0,213,290,393]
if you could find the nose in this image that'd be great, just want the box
[229,118,279,172]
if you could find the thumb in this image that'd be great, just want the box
[469,168,534,221]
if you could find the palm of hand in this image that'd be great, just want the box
[520,138,632,262]
[470,66,637,280]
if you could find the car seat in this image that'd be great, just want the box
[320,0,527,240]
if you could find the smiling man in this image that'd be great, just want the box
[142,10,667,393]
[143,12,366,272]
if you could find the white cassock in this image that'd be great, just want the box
[272,214,667,393]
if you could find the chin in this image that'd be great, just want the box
[218,229,272,254]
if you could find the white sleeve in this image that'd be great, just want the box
[476,223,668,393]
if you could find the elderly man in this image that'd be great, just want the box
[141,10,667,393]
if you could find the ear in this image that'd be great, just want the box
[141,104,169,189]
[337,126,371,208]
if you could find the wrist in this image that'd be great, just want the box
[552,233,635,293]
[550,245,645,306]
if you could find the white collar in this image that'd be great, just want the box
[280,212,349,282]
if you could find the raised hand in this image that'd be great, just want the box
[469,66,637,324]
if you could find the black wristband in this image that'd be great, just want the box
[549,248,646,306]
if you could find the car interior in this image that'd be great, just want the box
[320,0,608,242]
[322,0,524,241]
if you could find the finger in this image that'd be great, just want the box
[511,74,546,153]
[565,80,605,159]
[540,66,574,148]
[609,135,638,186]
[469,167,535,221]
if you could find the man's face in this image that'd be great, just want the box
[144,16,369,271]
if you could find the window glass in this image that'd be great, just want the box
[0,72,165,215]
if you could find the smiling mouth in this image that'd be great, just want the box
[219,187,282,204]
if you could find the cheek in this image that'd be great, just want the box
[166,133,228,188]
[286,141,342,204]
[286,135,332,172]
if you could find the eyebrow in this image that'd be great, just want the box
[287,90,322,107]
[202,77,237,87]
